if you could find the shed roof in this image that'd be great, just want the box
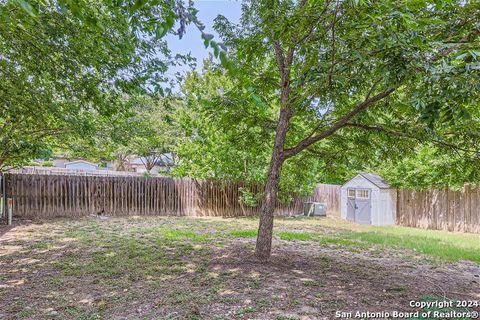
[358,172,390,189]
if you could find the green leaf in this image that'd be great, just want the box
[15,0,37,17]
[131,0,147,12]
[219,51,232,71]
[211,41,219,58]
[165,14,175,29]
[156,26,166,39]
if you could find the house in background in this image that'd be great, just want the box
[52,156,70,168]
[64,160,99,171]
[40,152,177,174]
[128,153,175,174]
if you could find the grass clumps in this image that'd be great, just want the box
[277,231,315,241]
[230,229,257,238]
[160,229,211,242]
[342,230,480,263]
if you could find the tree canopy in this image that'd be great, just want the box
[0,0,194,170]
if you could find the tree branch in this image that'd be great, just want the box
[283,87,396,158]
[344,123,479,154]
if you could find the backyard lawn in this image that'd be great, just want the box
[0,216,479,319]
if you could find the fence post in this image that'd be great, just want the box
[7,198,13,225]
[0,173,4,222]
[464,183,471,233]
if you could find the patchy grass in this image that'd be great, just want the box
[277,231,315,241]
[0,216,478,320]
[274,217,480,263]
[230,229,257,238]
[226,217,480,262]
[339,230,480,262]
[160,228,212,241]
[310,221,479,263]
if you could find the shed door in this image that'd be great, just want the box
[346,189,355,221]
[354,189,371,224]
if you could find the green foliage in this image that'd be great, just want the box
[41,161,54,167]
[0,0,191,170]
[121,95,182,172]
[178,0,480,196]
[174,62,329,196]
[239,187,262,207]
[378,145,480,189]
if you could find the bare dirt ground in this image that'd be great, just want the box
[0,216,478,320]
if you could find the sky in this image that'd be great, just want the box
[165,0,242,79]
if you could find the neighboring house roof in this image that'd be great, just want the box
[64,160,98,167]
[130,153,175,167]
[358,172,390,189]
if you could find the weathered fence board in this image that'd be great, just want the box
[312,184,341,217]
[396,186,480,233]
[4,173,340,219]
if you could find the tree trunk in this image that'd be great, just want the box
[255,107,291,261]
[255,40,293,261]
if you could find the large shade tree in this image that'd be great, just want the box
[0,0,197,170]
[212,0,480,261]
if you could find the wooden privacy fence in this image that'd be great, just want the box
[396,186,480,233]
[312,184,341,217]
[3,173,341,219]
[5,171,480,233]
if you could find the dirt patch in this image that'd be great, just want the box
[0,217,478,320]
[207,239,479,319]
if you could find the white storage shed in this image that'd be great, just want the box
[340,173,396,226]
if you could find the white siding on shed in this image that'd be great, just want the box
[340,173,395,226]
[378,189,396,225]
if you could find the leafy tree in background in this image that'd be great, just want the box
[177,60,480,198]
[0,0,195,171]
[61,94,183,172]
[174,61,272,182]
[377,145,480,189]
[211,0,479,261]
[129,96,183,172]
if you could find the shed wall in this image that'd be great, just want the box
[377,189,396,225]
[341,174,395,226]
[341,175,378,220]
